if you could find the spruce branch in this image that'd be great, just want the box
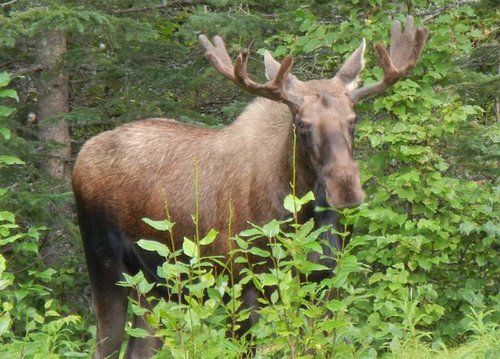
[111,1,194,15]
[0,0,18,8]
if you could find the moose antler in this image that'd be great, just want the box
[349,16,428,102]
[199,35,302,109]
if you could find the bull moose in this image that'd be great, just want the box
[73,16,428,359]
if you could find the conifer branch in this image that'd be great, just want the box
[0,0,18,8]
[111,1,193,15]
[417,0,478,22]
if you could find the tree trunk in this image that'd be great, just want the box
[36,30,71,181]
[36,30,72,267]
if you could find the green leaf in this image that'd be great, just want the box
[142,218,173,232]
[0,72,9,87]
[239,227,262,237]
[299,261,329,274]
[270,290,279,304]
[64,353,91,358]
[417,257,433,271]
[0,127,10,140]
[0,314,12,336]
[44,299,53,309]
[182,237,197,258]
[126,327,150,338]
[284,194,299,213]
[0,211,15,222]
[259,273,279,286]
[0,234,23,246]
[137,280,155,295]
[261,220,281,238]
[45,310,60,317]
[137,239,170,258]
[301,191,315,204]
[326,299,347,312]
[0,155,24,166]
[0,89,19,102]
[35,268,57,281]
[319,319,348,331]
[0,105,15,117]
[395,187,416,202]
[462,105,478,115]
[284,191,315,213]
[369,134,383,147]
[248,246,270,258]
[0,279,11,291]
[200,229,218,245]
[459,221,476,235]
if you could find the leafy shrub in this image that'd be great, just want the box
[0,72,91,358]
[0,1,497,358]
[120,189,498,358]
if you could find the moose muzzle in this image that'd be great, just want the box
[322,162,365,209]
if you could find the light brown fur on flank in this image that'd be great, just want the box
[73,98,311,258]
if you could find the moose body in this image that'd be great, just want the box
[73,17,427,359]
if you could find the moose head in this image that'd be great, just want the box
[199,15,428,209]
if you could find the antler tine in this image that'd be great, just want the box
[349,16,429,103]
[199,34,302,109]
[199,35,235,81]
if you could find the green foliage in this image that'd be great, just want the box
[0,0,498,357]
[0,73,91,356]
[349,7,499,342]
[123,190,498,358]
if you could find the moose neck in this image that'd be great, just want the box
[226,98,317,202]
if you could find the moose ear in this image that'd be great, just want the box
[264,50,300,88]
[334,39,366,92]
[264,50,282,80]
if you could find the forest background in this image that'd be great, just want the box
[0,0,498,358]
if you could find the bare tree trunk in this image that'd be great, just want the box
[36,30,71,181]
[36,30,72,267]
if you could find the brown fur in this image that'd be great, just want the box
[73,99,305,254]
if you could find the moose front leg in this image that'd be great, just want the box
[239,284,261,336]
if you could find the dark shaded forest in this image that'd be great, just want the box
[0,0,498,358]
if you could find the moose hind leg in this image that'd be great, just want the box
[77,205,131,359]
[124,291,163,359]
[92,284,129,359]
[87,241,129,359]
[238,284,261,336]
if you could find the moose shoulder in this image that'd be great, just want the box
[73,16,428,359]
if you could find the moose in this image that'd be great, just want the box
[73,16,428,359]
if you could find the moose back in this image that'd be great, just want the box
[73,16,428,359]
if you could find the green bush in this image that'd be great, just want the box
[120,190,498,358]
[0,1,497,358]
[0,72,91,358]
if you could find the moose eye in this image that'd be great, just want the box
[295,119,310,131]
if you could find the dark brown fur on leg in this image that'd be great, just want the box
[124,291,163,358]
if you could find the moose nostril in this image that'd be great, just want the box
[339,195,365,209]
[324,175,365,209]
[328,193,364,209]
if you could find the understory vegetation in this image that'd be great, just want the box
[0,1,498,358]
